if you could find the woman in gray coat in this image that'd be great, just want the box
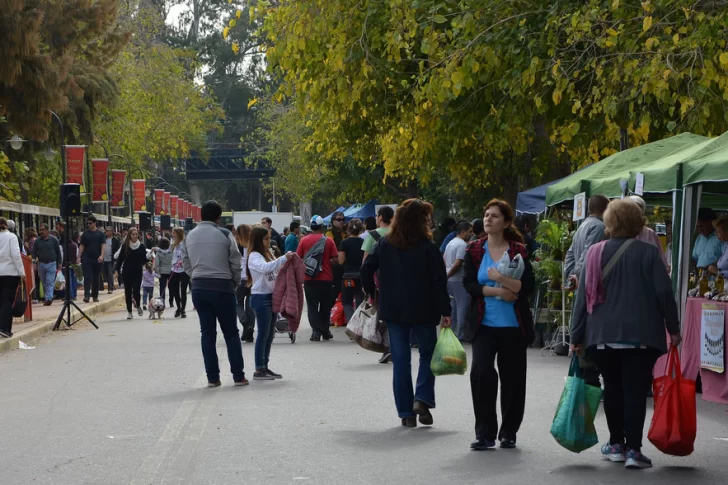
[571,199,681,470]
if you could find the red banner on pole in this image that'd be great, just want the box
[177,198,183,220]
[184,201,190,219]
[163,192,171,215]
[91,159,109,203]
[169,195,178,218]
[110,170,126,208]
[196,205,201,221]
[132,179,146,212]
[154,189,164,215]
[65,146,86,191]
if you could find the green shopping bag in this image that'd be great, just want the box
[550,355,603,453]
[430,327,467,376]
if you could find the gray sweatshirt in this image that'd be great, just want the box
[182,222,242,292]
[154,249,173,275]
[564,216,606,278]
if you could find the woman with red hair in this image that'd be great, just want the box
[361,199,451,428]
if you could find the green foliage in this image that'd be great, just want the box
[221,0,728,209]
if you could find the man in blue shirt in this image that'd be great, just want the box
[285,221,300,253]
[693,208,723,269]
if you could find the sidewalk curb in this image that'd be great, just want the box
[0,294,126,354]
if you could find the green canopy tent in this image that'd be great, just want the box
[545,133,708,207]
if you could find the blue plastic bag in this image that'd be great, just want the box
[550,355,603,453]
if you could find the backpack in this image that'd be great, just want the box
[369,230,382,247]
[303,236,328,277]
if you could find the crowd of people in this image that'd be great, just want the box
[1,192,718,471]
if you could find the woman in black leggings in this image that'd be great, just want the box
[169,227,190,318]
[115,228,149,320]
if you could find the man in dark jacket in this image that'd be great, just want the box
[32,223,62,306]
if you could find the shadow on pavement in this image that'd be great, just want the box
[332,427,459,451]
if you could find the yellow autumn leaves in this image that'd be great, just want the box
[221,8,244,54]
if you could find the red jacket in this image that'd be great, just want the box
[273,254,305,332]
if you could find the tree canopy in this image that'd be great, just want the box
[231,0,728,205]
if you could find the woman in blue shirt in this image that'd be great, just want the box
[463,199,535,451]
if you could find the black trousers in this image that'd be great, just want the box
[0,276,20,334]
[591,348,659,452]
[169,272,190,311]
[82,260,102,300]
[341,279,363,323]
[123,273,142,313]
[235,283,255,332]
[158,273,170,300]
[470,325,527,441]
[303,280,333,336]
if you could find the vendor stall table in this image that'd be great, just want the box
[656,297,728,404]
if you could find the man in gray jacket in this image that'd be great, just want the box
[565,194,610,387]
[183,200,247,387]
[564,195,610,287]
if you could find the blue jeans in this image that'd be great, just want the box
[386,322,438,418]
[143,287,154,305]
[37,262,57,302]
[191,289,245,382]
[69,270,78,299]
[251,294,275,370]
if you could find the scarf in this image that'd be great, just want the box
[584,240,607,314]
[129,240,141,251]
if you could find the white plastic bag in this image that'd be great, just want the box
[344,301,389,353]
[494,253,525,299]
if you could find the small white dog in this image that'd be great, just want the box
[149,297,166,320]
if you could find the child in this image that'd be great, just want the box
[142,262,156,311]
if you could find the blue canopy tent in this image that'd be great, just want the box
[516,180,562,215]
[346,200,379,220]
[342,204,365,220]
[322,206,346,224]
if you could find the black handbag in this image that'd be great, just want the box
[12,280,27,318]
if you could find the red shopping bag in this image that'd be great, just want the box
[330,297,346,327]
[647,346,696,456]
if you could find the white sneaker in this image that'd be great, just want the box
[127,313,133,320]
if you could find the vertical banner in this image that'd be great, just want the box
[701,303,725,374]
[169,195,179,219]
[185,201,191,219]
[65,145,86,191]
[154,189,165,215]
[163,192,171,216]
[111,170,127,208]
[196,206,201,221]
[132,179,147,212]
[177,198,183,220]
[91,159,110,203]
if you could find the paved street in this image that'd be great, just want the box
[1,306,727,485]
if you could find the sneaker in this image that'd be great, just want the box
[207,381,222,388]
[180,311,187,319]
[471,439,496,451]
[625,449,652,469]
[378,352,392,364]
[499,438,517,449]
[322,331,333,341]
[253,370,275,380]
[0,330,11,338]
[137,306,143,316]
[83,298,90,303]
[127,313,133,320]
[234,378,249,386]
[601,442,626,462]
[310,333,321,342]
[174,309,181,318]
[266,368,283,379]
